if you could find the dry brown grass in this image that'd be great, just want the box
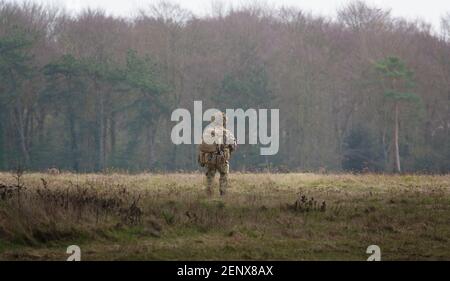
[0,171,449,260]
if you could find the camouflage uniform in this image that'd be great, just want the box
[199,111,236,196]
[205,150,231,196]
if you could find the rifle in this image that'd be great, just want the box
[217,113,235,162]
[218,114,227,156]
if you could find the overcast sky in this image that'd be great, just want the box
[7,0,450,30]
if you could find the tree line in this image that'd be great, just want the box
[0,1,449,173]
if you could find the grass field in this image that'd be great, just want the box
[0,172,449,261]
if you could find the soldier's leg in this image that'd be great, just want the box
[205,165,216,196]
[218,162,229,196]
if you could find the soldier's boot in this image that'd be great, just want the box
[219,172,228,196]
[206,168,215,196]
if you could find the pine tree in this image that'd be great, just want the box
[374,56,419,173]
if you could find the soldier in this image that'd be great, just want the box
[198,111,236,196]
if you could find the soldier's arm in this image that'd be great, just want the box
[229,141,237,152]
[225,130,237,152]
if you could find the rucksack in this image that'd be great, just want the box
[198,142,231,166]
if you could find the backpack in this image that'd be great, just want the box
[198,142,231,166]
[198,119,233,166]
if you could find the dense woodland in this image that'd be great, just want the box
[0,1,449,173]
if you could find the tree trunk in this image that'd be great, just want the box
[0,111,4,170]
[13,103,30,167]
[68,111,79,171]
[147,125,156,170]
[97,90,105,172]
[393,102,401,173]
[110,112,116,162]
[37,110,45,145]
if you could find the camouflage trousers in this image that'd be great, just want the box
[205,162,229,196]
